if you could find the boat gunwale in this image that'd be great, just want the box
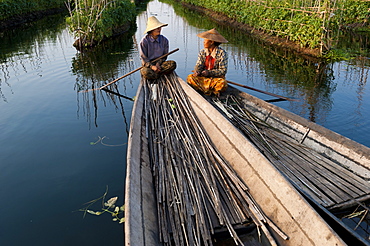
[125,82,160,246]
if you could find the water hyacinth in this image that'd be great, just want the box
[79,189,124,224]
[87,210,102,215]
[104,197,118,208]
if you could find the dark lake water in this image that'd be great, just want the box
[1,0,369,245]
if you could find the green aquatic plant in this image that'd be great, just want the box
[79,186,125,224]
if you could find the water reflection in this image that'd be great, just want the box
[71,28,138,130]
[0,13,68,102]
[337,31,370,58]
[0,11,131,246]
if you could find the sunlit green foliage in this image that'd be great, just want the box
[338,1,370,26]
[179,0,370,52]
[65,0,136,45]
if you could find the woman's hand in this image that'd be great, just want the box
[151,63,161,73]
[200,70,209,77]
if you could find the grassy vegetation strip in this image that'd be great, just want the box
[0,0,65,21]
[180,0,370,50]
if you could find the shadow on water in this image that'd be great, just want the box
[334,30,370,97]
[72,27,137,91]
[336,30,370,58]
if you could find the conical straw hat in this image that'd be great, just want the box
[144,16,168,34]
[197,28,228,43]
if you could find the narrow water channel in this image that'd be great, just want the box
[0,0,369,245]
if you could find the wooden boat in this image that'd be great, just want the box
[209,84,370,246]
[124,73,347,245]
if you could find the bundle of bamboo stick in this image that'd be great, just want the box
[142,73,282,245]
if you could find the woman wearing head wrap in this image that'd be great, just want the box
[140,16,176,80]
[187,28,228,96]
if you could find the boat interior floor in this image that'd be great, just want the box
[212,224,270,246]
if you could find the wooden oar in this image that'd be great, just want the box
[227,80,299,102]
[80,48,179,93]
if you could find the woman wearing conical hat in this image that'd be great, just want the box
[139,16,176,80]
[187,28,228,96]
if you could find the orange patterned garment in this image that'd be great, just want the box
[187,74,227,96]
[187,48,228,96]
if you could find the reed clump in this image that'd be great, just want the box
[66,0,136,49]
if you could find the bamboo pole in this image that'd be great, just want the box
[227,80,299,101]
[80,48,179,93]
[99,48,179,90]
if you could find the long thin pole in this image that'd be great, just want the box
[227,80,299,102]
[99,48,179,90]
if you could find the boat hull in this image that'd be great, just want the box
[125,82,160,245]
